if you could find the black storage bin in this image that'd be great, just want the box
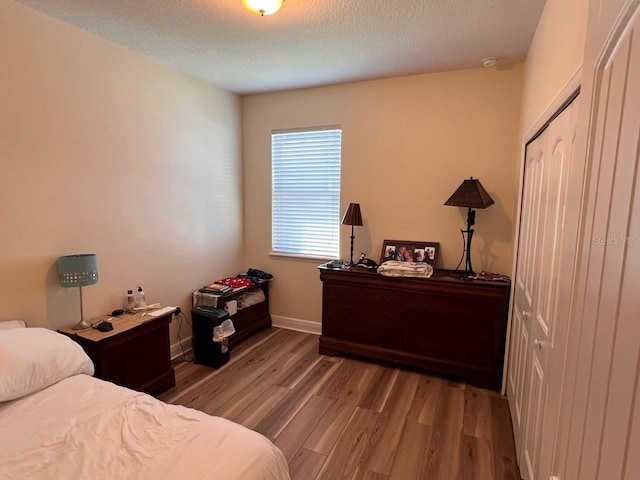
[192,307,231,368]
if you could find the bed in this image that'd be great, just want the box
[0,322,290,480]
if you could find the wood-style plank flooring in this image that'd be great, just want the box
[159,327,520,480]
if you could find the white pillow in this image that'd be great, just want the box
[0,320,26,330]
[0,328,94,402]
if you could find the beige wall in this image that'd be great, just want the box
[519,0,589,135]
[0,2,242,343]
[243,66,524,325]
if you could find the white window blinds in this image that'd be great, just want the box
[272,126,342,258]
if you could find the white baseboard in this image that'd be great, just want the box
[170,317,319,359]
[271,315,321,335]
[171,335,193,360]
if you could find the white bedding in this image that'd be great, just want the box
[0,374,290,480]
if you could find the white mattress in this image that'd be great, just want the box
[0,374,290,480]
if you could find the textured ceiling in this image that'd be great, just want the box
[17,0,545,95]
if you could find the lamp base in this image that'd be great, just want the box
[453,228,475,276]
[72,319,92,330]
[348,228,356,266]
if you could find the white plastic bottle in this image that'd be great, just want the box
[124,290,135,312]
[135,286,146,308]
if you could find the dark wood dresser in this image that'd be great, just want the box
[318,266,511,390]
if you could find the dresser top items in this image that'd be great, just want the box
[58,309,174,342]
[318,264,510,288]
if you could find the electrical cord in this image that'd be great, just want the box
[173,309,193,364]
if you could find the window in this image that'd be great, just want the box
[272,126,342,258]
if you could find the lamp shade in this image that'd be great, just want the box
[444,177,494,209]
[58,254,98,287]
[341,203,363,226]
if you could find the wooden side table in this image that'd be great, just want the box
[193,282,272,349]
[59,310,175,395]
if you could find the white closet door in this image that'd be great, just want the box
[508,96,583,480]
[556,1,640,478]
[509,119,545,451]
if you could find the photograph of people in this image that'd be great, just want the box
[425,247,435,266]
[381,241,437,265]
[395,245,408,261]
[383,245,397,262]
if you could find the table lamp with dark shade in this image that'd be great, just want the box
[444,177,494,275]
[341,203,363,266]
[58,254,99,330]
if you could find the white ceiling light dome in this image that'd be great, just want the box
[242,0,284,16]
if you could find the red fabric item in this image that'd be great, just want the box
[216,277,253,289]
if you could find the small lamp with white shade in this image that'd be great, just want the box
[58,254,99,330]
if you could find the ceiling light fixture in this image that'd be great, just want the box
[242,0,284,16]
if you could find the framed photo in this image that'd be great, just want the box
[380,240,439,267]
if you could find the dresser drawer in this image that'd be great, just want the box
[323,300,401,349]
[323,283,400,306]
[402,290,505,365]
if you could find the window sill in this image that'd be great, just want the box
[269,252,336,263]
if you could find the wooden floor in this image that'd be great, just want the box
[159,327,520,480]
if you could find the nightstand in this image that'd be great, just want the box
[58,310,176,395]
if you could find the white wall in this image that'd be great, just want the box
[0,2,242,343]
[243,66,524,325]
[519,0,589,135]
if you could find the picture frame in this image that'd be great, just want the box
[380,240,439,267]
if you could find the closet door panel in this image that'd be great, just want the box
[509,133,545,448]
[508,97,582,480]
[566,9,640,477]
